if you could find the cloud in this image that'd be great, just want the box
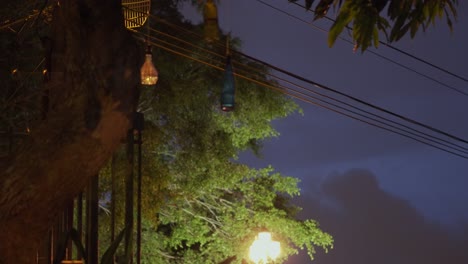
[287,169,468,264]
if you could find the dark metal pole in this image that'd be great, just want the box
[124,129,134,264]
[77,192,83,260]
[86,175,99,264]
[66,199,74,260]
[134,112,144,264]
[136,120,143,264]
[111,154,116,243]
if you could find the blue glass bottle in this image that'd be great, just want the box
[221,56,235,112]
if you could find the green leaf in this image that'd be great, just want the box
[373,26,379,48]
[327,2,353,47]
[389,14,408,41]
[445,13,453,32]
[410,20,420,38]
[446,1,458,17]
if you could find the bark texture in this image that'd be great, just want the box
[0,0,140,263]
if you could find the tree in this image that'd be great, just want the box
[94,2,332,263]
[290,0,458,51]
[0,1,140,263]
[1,1,332,263]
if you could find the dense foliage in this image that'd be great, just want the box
[290,0,458,51]
[97,1,333,263]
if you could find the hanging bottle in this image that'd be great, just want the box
[140,45,159,85]
[221,56,235,112]
[203,0,220,42]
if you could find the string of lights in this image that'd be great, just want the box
[254,0,468,97]
[287,0,468,84]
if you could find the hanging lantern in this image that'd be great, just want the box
[140,45,158,85]
[203,0,220,42]
[221,56,235,111]
[121,0,151,29]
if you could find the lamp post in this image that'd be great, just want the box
[249,232,280,264]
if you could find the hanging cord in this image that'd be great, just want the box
[123,12,468,147]
[145,36,151,54]
[225,33,230,57]
[146,11,150,53]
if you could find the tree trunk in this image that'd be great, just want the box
[0,0,140,263]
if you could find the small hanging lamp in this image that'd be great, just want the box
[221,37,235,112]
[140,43,158,85]
[203,0,220,42]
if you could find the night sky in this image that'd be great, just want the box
[181,1,468,263]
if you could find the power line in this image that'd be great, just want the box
[139,29,468,154]
[256,0,468,97]
[130,20,468,157]
[235,50,468,145]
[5,6,467,159]
[134,33,468,160]
[288,0,468,84]
[238,60,468,146]
[128,11,468,148]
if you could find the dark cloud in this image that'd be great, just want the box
[287,169,468,264]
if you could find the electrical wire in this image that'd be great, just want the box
[288,0,468,84]
[131,11,468,147]
[235,50,468,145]
[255,0,468,97]
[129,22,468,158]
[125,9,465,154]
[136,27,468,154]
[4,6,468,159]
[134,33,468,160]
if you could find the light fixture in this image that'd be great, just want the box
[220,55,235,111]
[140,45,158,85]
[249,232,281,263]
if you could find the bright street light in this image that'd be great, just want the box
[249,232,280,264]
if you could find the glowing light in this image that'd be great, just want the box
[140,52,158,85]
[249,232,280,264]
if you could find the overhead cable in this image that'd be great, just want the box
[137,26,468,154]
[126,9,468,147]
[130,26,468,159]
[140,11,468,146]
[288,0,468,84]
[134,32,468,160]
[256,0,468,97]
